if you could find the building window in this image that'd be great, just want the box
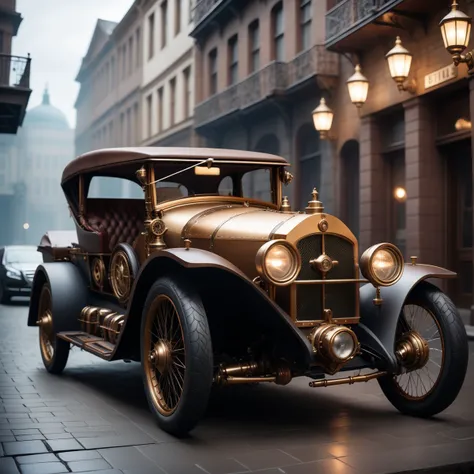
[129,36,134,75]
[122,44,127,79]
[126,108,132,146]
[157,86,164,132]
[208,48,218,96]
[183,66,191,119]
[175,0,181,36]
[146,94,153,137]
[300,0,312,51]
[228,35,238,86]
[148,13,155,59]
[133,103,139,144]
[110,56,115,89]
[170,77,176,126]
[136,28,141,67]
[0,32,4,54]
[248,20,260,73]
[272,2,284,61]
[188,0,193,23]
[161,0,168,49]
[387,150,406,258]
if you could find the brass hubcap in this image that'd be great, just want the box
[395,330,430,371]
[149,340,172,374]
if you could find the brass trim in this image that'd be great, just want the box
[295,278,369,285]
[181,204,236,239]
[91,258,106,289]
[296,318,359,328]
[309,371,387,388]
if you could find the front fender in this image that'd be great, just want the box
[116,248,314,366]
[27,263,88,333]
[356,263,456,372]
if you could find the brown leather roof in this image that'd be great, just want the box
[61,147,289,183]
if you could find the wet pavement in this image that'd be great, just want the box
[1,298,474,474]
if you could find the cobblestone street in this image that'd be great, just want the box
[1,299,474,474]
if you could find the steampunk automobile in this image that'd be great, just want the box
[28,147,469,436]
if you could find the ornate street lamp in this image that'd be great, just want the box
[312,98,334,140]
[440,1,473,71]
[346,64,369,108]
[385,36,416,93]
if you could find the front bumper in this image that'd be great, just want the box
[4,275,33,296]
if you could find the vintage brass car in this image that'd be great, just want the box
[28,147,469,436]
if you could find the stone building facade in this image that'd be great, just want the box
[190,0,340,213]
[141,0,195,147]
[325,0,474,318]
[74,3,145,197]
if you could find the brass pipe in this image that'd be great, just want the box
[309,371,387,388]
[221,376,277,385]
[295,279,369,285]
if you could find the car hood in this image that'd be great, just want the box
[5,262,40,273]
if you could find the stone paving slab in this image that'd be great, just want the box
[1,301,474,474]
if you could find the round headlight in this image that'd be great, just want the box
[360,243,404,287]
[255,240,301,286]
[332,331,356,360]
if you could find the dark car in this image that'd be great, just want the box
[0,245,43,303]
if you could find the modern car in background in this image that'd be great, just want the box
[0,245,43,303]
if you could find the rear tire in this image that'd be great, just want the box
[141,276,213,436]
[379,282,468,417]
[38,283,70,374]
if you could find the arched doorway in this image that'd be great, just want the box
[296,123,321,210]
[340,140,360,239]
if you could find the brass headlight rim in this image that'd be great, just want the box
[360,242,404,287]
[255,239,301,287]
[328,327,358,362]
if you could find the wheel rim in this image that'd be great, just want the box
[143,294,186,416]
[394,303,445,400]
[38,286,55,363]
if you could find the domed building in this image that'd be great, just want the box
[14,88,75,245]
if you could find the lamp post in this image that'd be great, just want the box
[440,1,473,71]
[312,98,334,140]
[385,36,416,93]
[346,64,370,108]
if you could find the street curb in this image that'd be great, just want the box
[465,325,474,341]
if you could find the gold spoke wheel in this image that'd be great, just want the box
[143,295,186,416]
[394,304,444,401]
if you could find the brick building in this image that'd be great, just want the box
[190,0,340,213]
[325,0,474,320]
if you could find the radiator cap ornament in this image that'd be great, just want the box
[306,188,324,214]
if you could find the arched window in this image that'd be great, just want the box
[297,123,320,210]
[242,134,280,201]
[340,140,359,239]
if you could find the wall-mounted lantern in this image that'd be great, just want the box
[440,1,473,71]
[346,64,370,108]
[393,187,407,203]
[385,36,416,94]
[312,98,334,140]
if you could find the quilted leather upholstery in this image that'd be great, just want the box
[85,199,145,252]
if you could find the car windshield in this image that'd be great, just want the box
[5,248,42,264]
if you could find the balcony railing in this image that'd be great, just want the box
[0,54,31,89]
[326,0,404,46]
[195,46,339,128]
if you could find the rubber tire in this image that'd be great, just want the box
[141,276,213,437]
[38,283,70,375]
[0,282,10,304]
[378,282,469,418]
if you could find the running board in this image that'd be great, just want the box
[57,331,116,360]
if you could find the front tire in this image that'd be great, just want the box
[141,276,213,436]
[379,282,469,417]
[38,283,70,374]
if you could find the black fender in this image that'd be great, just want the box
[27,263,89,333]
[115,247,314,366]
[356,263,457,372]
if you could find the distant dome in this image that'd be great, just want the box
[24,88,70,130]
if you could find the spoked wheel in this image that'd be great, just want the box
[379,282,469,417]
[38,283,70,374]
[141,276,213,436]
